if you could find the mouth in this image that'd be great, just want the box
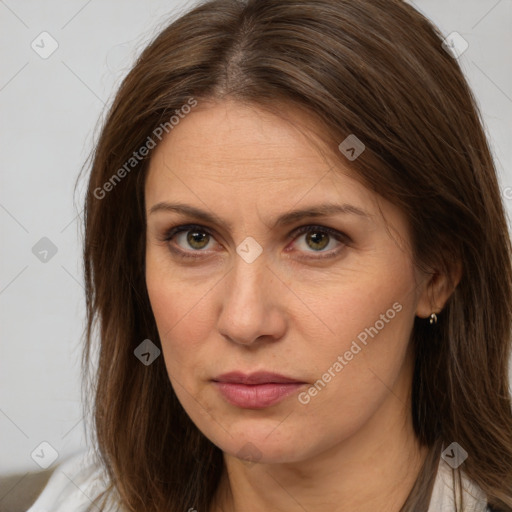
[211,371,307,409]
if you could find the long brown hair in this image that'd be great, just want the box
[81,0,512,510]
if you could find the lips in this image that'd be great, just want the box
[212,371,306,409]
[213,371,304,385]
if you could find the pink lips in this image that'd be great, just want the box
[212,371,306,409]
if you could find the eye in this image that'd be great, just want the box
[161,223,350,260]
[163,224,217,258]
[288,225,350,259]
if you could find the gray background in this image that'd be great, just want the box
[1,0,511,480]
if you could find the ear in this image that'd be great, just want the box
[415,259,463,319]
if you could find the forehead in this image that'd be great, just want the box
[146,99,368,200]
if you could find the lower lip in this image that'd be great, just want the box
[213,382,304,409]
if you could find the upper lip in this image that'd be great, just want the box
[212,371,305,385]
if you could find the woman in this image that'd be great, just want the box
[28,0,512,510]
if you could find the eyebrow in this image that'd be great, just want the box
[148,201,372,230]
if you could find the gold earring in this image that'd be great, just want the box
[429,312,438,324]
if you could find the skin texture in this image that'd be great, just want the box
[144,99,459,512]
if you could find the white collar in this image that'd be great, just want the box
[427,456,488,512]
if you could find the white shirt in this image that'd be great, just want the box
[28,449,491,512]
[428,456,490,511]
[27,450,117,512]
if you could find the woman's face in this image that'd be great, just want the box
[145,99,431,464]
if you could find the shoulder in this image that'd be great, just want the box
[27,449,118,512]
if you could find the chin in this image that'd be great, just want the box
[198,415,329,465]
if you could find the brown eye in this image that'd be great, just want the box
[305,231,330,251]
[290,225,350,260]
[162,224,217,257]
[186,229,210,250]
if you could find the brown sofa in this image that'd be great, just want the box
[0,468,55,512]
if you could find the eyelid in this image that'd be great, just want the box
[161,223,217,244]
[287,224,351,243]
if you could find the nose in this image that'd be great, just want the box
[216,252,287,347]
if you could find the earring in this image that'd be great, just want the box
[429,312,438,325]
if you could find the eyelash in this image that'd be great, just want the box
[160,223,351,261]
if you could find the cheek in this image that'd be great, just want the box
[146,263,220,432]
[145,250,214,373]
[298,255,415,352]
[289,296,416,455]
[295,255,416,382]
